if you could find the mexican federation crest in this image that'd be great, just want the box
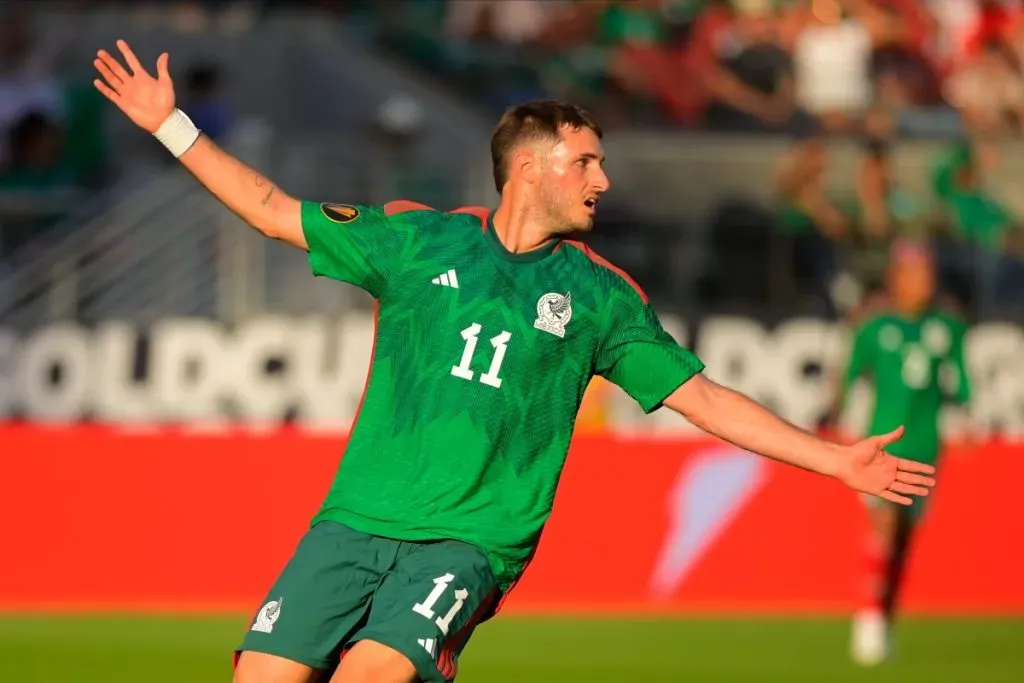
[251,598,283,634]
[534,292,572,338]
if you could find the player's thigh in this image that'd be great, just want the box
[348,539,501,683]
[234,651,320,683]
[862,495,900,542]
[236,521,387,672]
[862,494,929,550]
[330,640,418,683]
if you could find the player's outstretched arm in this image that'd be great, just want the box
[663,374,936,505]
[93,40,305,249]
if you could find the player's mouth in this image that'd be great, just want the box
[583,197,599,214]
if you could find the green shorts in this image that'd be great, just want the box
[861,491,928,521]
[236,520,500,682]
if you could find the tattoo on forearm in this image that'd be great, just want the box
[255,175,275,206]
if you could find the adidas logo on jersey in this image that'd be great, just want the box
[417,637,437,658]
[431,270,460,289]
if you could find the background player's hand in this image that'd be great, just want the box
[93,40,175,133]
[835,426,936,505]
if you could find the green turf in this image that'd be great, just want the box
[1,615,1022,682]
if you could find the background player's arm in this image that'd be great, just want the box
[943,318,972,406]
[827,319,876,426]
[941,317,976,445]
[93,40,304,247]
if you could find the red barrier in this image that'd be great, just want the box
[2,426,1022,615]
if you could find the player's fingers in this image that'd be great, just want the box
[93,78,120,103]
[889,481,929,497]
[97,49,130,84]
[873,425,905,448]
[897,458,936,475]
[155,52,171,83]
[896,470,935,487]
[878,490,913,506]
[93,59,122,93]
[116,39,147,77]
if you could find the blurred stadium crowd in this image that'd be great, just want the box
[1,0,1023,324]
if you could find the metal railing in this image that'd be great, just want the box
[0,171,185,325]
[0,119,470,328]
[0,123,274,328]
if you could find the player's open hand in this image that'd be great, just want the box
[93,40,175,134]
[836,426,936,505]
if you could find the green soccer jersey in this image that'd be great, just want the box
[842,308,971,462]
[301,200,705,590]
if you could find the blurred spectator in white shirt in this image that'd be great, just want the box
[791,0,902,131]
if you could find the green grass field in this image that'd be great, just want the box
[2,615,1022,682]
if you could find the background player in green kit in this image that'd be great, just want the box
[833,241,972,667]
[95,40,937,683]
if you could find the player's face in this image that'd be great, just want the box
[538,126,609,234]
[890,257,936,311]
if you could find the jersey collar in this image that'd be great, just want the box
[482,211,562,263]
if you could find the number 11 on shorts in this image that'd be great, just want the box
[412,573,469,635]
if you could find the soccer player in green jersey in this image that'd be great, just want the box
[834,241,972,666]
[95,41,936,683]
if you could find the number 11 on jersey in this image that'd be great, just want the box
[451,323,512,388]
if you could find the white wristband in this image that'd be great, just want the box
[153,108,200,158]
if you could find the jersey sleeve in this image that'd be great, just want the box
[941,319,972,405]
[300,201,407,298]
[842,320,876,393]
[594,291,705,414]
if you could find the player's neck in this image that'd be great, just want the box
[491,196,559,255]
[891,301,929,319]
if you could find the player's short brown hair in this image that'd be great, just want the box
[490,100,603,193]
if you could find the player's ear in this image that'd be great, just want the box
[514,149,538,185]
